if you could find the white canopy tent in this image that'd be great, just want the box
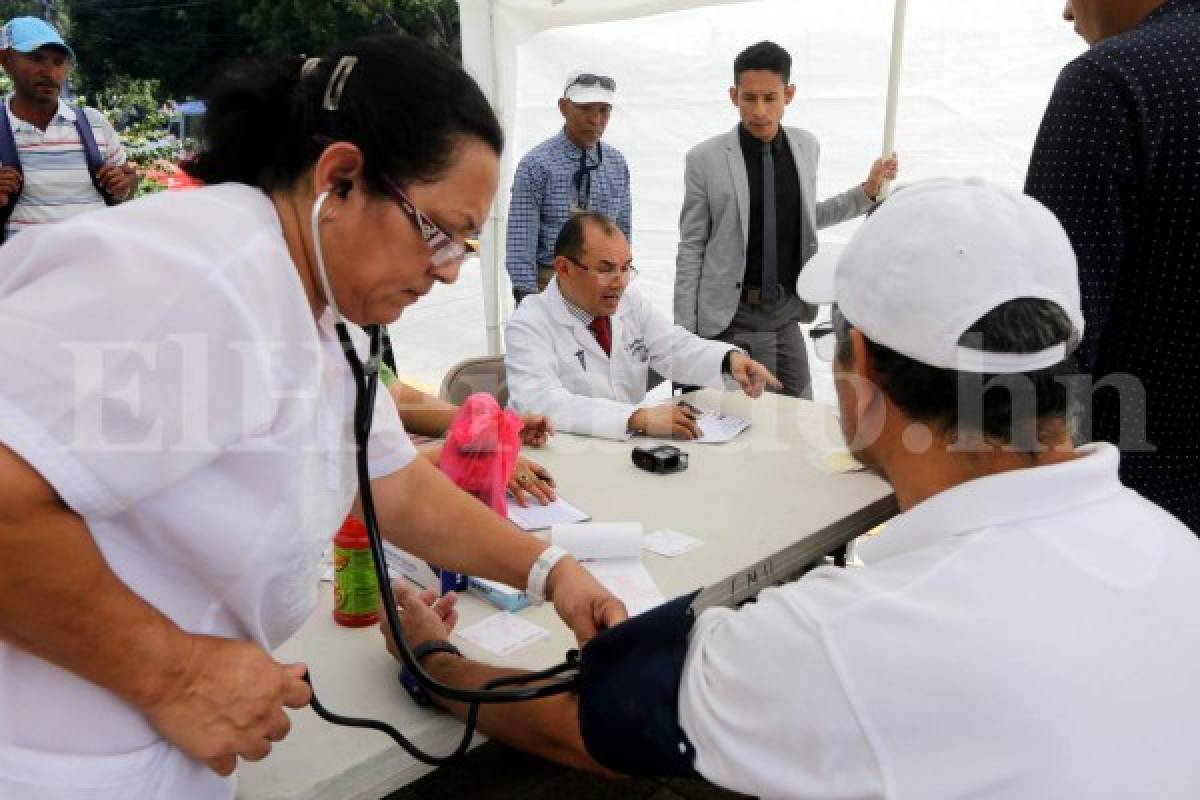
[399,1,1083,375]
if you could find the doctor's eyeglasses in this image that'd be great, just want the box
[383,178,479,267]
[564,256,638,284]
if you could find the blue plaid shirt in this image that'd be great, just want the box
[505,130,632,292]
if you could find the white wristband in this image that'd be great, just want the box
[526,545,569,606]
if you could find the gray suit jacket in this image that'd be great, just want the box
[674,125,875,337]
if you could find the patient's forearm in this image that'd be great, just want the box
[421,652,609,774]
[417,442,444,465]
[389,381,459,437]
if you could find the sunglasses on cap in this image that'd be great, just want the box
[564,73,616,94]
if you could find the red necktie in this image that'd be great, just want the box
[589,316,611,356]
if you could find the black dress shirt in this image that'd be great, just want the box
[739,124,803,292]
[1025,0,1200,531]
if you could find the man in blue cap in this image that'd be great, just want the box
[0,16,137,241]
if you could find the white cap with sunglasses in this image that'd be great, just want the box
[833,177,1085,374]
[563,71,616,105]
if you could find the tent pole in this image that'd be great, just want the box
[881,0,906,198]
[458,0,506,356]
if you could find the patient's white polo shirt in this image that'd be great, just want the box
[680,444,1200,799]
[0,184,415,799]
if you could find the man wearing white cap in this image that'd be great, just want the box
[505,70,631,305]
[381,179,1200,799]
[0,16,137,242]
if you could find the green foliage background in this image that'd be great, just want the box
[0,0,460,192]
[0,0,460,101]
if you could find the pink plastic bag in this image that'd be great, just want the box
[439,393,523,515]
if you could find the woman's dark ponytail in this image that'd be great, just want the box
[185,35,503,193]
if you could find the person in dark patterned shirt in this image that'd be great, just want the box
[1026,0,1200,532]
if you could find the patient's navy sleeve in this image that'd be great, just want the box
[576,589,702,776]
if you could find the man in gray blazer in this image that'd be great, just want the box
[675,41,898,397]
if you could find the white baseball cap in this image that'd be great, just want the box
[562,70,616,105]
[834,178,1084,374]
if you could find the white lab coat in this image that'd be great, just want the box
[505,278,734,439]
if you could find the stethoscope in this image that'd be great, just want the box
[300,190,582,766]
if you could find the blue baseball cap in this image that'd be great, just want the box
[1,17,75,60]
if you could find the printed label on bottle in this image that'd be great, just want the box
[334,545,379,615]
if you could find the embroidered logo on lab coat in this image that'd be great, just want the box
[626,337,649,363]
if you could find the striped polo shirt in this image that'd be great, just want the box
[2,95,127,238]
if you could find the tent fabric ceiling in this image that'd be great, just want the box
[485,0,751,32]
[453,1,1082,358]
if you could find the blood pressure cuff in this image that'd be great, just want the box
[577,589,702,776]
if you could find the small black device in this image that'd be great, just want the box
[632,444,689,474]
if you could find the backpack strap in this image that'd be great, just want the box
[0,108,18,170]
[73,106,118,207]
[0,107,21,244]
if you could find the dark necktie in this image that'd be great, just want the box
[761,141,779,303]
[589,316,612,356]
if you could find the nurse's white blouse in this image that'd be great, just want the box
[0,183,415,799]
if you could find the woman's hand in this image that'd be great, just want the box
[379,580,460,662]
[546,557,628,645]
[143,635,312,776]
[507,456,556,507]
[518,414,554,447]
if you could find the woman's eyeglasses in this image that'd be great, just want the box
[383,178,478,267]
[309,135,477,266]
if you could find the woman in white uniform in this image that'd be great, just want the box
[0,35,623,799]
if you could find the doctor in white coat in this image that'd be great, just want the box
[506,212,780,441]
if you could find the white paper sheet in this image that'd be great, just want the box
[682,403,752,443]
[583,558,666,617]
[552,522,643,561]
[507,495,590,531]
[643,528,704,558]
[455,612,551,657]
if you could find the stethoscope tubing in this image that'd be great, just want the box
[301,191,581,766]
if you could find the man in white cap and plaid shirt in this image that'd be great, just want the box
[382,178,1200,799]
[505,69,631,305]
